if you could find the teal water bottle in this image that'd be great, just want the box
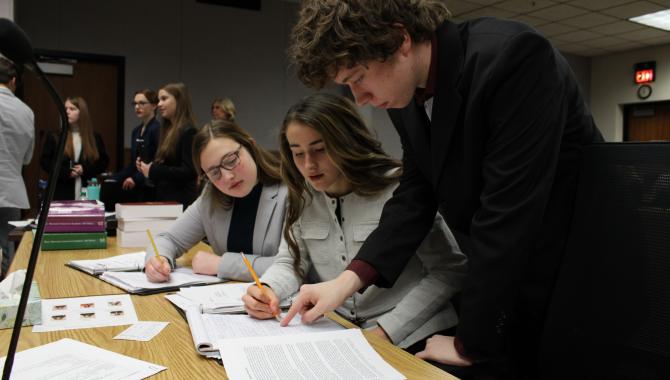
[87,178,101,201]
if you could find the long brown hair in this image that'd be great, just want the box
[64,96,100,162]
[280,93,401,277]
[193,119,281,210]
[155,83,197,163]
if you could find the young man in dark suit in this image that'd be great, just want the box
[282,1,603,378]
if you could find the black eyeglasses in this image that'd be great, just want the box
[131,101,151,107]
[204,145,242,181]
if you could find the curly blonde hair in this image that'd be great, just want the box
[289,0,450,89]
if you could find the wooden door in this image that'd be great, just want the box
[19,51,124,217]
[625,101,670,142]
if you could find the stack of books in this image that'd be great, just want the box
[42,200,107,250]
[115,202,183,247]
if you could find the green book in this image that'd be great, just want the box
[41,231,107,250]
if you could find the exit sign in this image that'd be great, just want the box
[634,61,656,84]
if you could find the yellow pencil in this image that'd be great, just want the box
[241,253,281,322]
[146,229,161,258]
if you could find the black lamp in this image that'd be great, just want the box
[0,18,70,379]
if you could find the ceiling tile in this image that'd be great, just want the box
[648,0,670,7]
[590,20,647,35]
[559,12,619,28]
[494,0,556,14]
[566,45,612,57]
[445,0,483,16]
[459,6,518,19]
[554,29,603,42]
[528,3,589,21]
[606,40,650,51]
[513,14,553,26]
[566,0,636,11]
[534,22,576,36]
[581,35,633,48]
[447,0,670,55]
[601,1,666,19]
[621,27,670,40]
[646,36,670,45]
[464,0,503,5]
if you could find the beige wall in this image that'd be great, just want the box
[16,0,310,152]
[0,0,13,20]
[590,43,670,141]
[15,2,600,159]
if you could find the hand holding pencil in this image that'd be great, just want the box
[145,229,171,283]
[241,254,281,322]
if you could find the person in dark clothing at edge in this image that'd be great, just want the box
[280,1,604,379]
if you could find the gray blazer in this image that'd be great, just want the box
[145,182,288,281]
[261,182,467,348]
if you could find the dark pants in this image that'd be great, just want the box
[0,207,21,277]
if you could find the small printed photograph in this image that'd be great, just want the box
[109,310,125,317]
[52,304,67,311]
[80,303,95,309]
[51,314,67,321]
[108,300,122,307]
[80,312,96,319]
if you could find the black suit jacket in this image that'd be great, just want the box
[40,131,109,200]
[148,125,198,208]
[112,117,160,185]
[355,18,603,363]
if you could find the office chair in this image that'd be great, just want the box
[540,142,670,379]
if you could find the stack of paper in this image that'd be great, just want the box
[115,202,182,247]
[165,282,291,314]
[184,307,344,359]
[100,267,221,295]
[0,338,165,379]
[219,329,406,380]
[66,251,146,275]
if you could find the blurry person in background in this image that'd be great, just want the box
[137,83,198,208]
[40,96,109,200]
[111,89,160,201]
[211,97,236,121]
[0,56,34,277]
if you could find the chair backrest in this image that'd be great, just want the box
[540,142,670,379]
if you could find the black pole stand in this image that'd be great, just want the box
[1,18,69,380]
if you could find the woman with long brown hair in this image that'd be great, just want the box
[40,96,109,200]
[144,119,287,283]
[243,93,466,351]
[137,82,198,207]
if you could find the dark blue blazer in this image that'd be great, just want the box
[112,117,160,185]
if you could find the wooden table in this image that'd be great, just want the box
[1,232,456,379]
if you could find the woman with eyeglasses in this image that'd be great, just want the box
[40,96,109,200]
[110,89,160,200]
[144,119,287,283]
[242,93,466,351]
[137,83,198,208]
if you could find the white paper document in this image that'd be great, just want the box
[33,294,138,332]
[185,308,344,357]
[100,267,221,294]
[169,282,292,314]
[67,251,146,275]
[218,329,405,380]
[114,321,169,342]
[8,220,31,228]
[0,338,166,379]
